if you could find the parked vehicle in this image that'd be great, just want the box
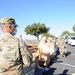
[68,36,75,45]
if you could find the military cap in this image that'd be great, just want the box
[0,17,18,27]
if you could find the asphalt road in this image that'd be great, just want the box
[35,44,75,75]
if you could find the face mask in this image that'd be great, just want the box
[11,28,17,36]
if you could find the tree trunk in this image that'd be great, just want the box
[36,35,39,41]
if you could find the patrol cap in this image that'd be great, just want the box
[0,17,18,27]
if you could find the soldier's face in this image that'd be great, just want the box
[8,24,17,35]
[11,25,17,36]
[11,25,16,32]
[11,28,17,36]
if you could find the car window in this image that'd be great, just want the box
[71,37,75,40]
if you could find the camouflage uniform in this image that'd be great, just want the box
[0,17,33,75]
[57,37,66,58]
[0,34,32,75]
[19,35,33,64]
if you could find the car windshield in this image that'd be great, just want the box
[71,37,75,40]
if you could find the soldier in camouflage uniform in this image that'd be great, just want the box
[57,36,66,58]
[0,17,33,75]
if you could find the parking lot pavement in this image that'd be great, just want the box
[35,44,75,75]
[50,61,75,75]
[49,44,75,75]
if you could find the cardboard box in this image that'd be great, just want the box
[32,51,39,61]
[38,53,50,67]
[47,40,56,59]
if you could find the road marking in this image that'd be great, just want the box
[59,63,75,68]
[72,73,75,75]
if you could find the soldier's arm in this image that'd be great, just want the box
[19,39,32,67]
[24,42,33,59]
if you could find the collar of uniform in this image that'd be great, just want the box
[1,33,12,36]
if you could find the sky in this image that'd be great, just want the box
[0,0,75,40]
